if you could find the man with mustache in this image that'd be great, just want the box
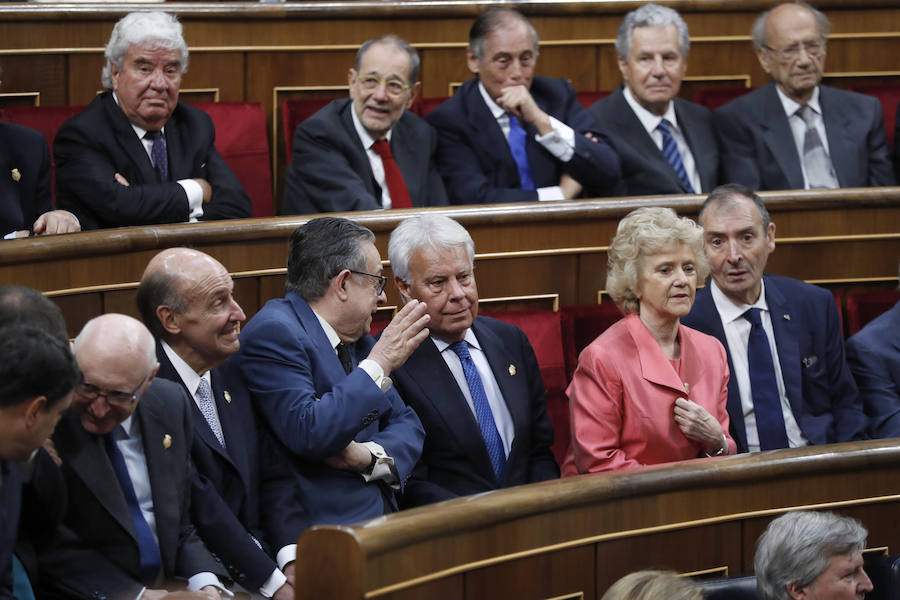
[683,184,867,453]
[714,2,894,190]
[137,248,308,600]
[282,35,447,214]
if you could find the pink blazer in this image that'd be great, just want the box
[562,314,736,475]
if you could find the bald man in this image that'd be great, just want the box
[137,248,307,599]
[38,314,227,599]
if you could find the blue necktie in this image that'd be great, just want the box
[657,119,695,194]
[743,308,790,450]
[507,115,535,191]
[449,341,506,480]
[196,378,226,448]
[145,130,169,183]
[104,429,163,586]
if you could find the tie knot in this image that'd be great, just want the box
[657,118,672,134]
[743,307,763,327]
[449,340,471,361]
[145,130,162,141]
[796,105,815,126]
[196,377,212,399]
[507,114,521,128]
[371,139,392,159]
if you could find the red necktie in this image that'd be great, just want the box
[371,140,411,209]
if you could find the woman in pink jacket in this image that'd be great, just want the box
[563,207,736,474]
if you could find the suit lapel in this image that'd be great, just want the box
[464,81,520,186]
[289,293,347,388]
[675,99,717,192]
[624,315,689,394]
[759,83,804,189]
[164,108,189,182]
[339,104,380,200]
[764,276,803,419]
[820,86,857,187]
[102,93,158,184]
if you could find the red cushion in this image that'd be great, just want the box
[693,86,752,111]
[411,96,449,118]
[847,83,900,149]
[560,303,624,381]
[282,98,335,163]
[847,290,900,335]
[576,90,612,109]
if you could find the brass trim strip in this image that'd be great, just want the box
[683,75,752,88]
[865,546,890,556]
[181,87,221,102]
[680,566,729,579]
[0,91,40,106]
[777,233,900,243]
[364,494,900,598]
[806,276,898,285]
[542,593,584,600]
[44,282,139,297]
[232,267,287,278]
[825,70,900,78]
[479,293,560,312]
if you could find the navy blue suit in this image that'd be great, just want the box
[0,121,52,237]
[426,76,622,204]
[156,347,308,591]
[847,301,900,439]
[682,274,867,453]
[588,86,719,196]
[714,82,895,190]
[391,317,558,507]
[0,460,21,598]
[231,293,424,526]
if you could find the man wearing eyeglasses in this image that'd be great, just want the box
[42,313,228,599]
[231,217,429,525]
[282,35,447,215]
[714,1,894,190]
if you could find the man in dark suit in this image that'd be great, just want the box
[0,325,80,598]
[426,7,621,205]
[846,289,900,439]
[53,11,252,230]
[38,314,228,599]
[713,2,894,190]
[231,217,428,525]
[137,248,308,599]
[387,215,558,507]
[683,184,867,453]
[589,4,718,196]
[0,121,80,239]
[282,35,447,214]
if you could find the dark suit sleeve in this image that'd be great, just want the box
[198,144,253,222]
[514,326,561,483]
[847,334,900,439]
[861,95,895,187]
[399,459,459,508]
[257,425,310,551]
[713,102,762,189]
[33,133,53,221]
[365,388,426,489]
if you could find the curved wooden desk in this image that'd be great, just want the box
[295,439,900,600]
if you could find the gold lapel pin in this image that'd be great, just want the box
[508,364,517,376]
[224,390,232,404]
[684,382,690,394]
[11,168,20,182]
[163,434,172,449]
[784,314,791,321]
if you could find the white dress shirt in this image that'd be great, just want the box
[775,85,830,190]
[709,279,809,452]
[350,106,395,209]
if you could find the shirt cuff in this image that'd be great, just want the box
[358,359,384,383]
[177,178,204,222]
[535,116,575,162]
[187,573,233,597]
[258,568,288,598]
[359,441,398,486]
[537,186,565,201]
[276,544,297,570]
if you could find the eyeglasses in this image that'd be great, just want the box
[762,40,825,62]
[357,75,411,98]
[349,269,387,295]
[77,371,151,407]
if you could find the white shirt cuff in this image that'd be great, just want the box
[276,545,296,570]
[535,116,575,162]
[187,573,233,596]
[258,568,288,598]
[178,178,204,222]
[359,441,398,486]
[537,186,565,201]
[358,358,383,383]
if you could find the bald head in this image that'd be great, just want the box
[75,313,157,374]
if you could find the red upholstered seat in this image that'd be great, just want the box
[479,309,570,466]
[693,86,752,111]
[193,102,273,217]
[281,98,334,163]
[411,96,449,118]
[846,289,900,336]
[560,303,624,381]
[576,90,611,109]
[847,83,900,149]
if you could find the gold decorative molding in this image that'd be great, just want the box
[681,566,729,579]
[543,593,584,600]
[180,87,221,102]
[480,293,560,312]
[684,74,752,88]
[0,91,39,106]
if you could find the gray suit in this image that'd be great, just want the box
[588,86,719,196]
[282,98,447,214]
[713,82,895,190]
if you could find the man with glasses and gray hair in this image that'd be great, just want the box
[282,35,447,214]
[755,511,873,600]
[232,217,428,526]
[714,2,894,190]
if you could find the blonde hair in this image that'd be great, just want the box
[606,206,708,315]
[601,570,702,600]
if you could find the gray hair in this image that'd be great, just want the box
[751,1,830,52]
[606,206,709,315]
[286,217,375,302]
[755,511,867,600]
[388,215,475,285]
[615,3,690,60]
[102,12,189,89]
[700,183,771,232]
[356,34,421,84]
[468,7,540,62]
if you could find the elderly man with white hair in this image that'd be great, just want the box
[54,11,251,230]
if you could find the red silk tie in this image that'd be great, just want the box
[371,140,412,209]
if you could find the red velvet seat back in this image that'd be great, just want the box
[560,303,624,381]
[848,83,900,149]
[693,86,752,111]
[847,290,900,335]
[282,98,334,163]
[576,90,612,109]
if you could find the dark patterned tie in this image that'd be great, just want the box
[657,119,695,193]
[371,140,411,209]
[196,378,225,448]
[336,342,354,375]
[145,130,169,183]
[743,308,790,450]
[507,115,535,190]
[796,105,838,189]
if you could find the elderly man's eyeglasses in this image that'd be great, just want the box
[349,269,387,295]
[357,76,411,97]
[77,371,151,407]
[762,40,825,62]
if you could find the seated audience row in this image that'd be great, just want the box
[4,0,899,237]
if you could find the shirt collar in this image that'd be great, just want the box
[622,85,679,135]
[160,340,210,397]
[478,81,507,121]
[775,84,822,118]
[433,328,480,354]
[709,277,770,324]
[312,308,342,353]
[119,415,137,439]
[350,102,393,149]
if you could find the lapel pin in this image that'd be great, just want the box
[783,314,791,321]
[224,390,232,404]
[684,382,690,394]
[10,168,20,182]
[163,434,172,449]
[508,364,516,376]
